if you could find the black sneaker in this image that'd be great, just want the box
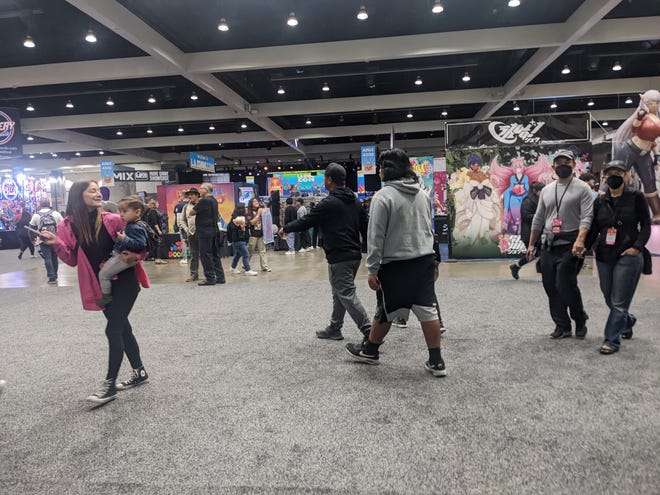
[316,328,344,340]
[575,324,588,340]
[392,317,407,328]
[550,327,572,339]
[198,279,216,286]
[425,359,447,377]
[621,329,633,340]
[345,342,379,364]
[86,379,117,404]
[96,294,112,308]
[509,264,520,280]
[116,367,149,390]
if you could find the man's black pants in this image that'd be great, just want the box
[198,230,225,283]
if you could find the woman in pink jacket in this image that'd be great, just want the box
[41,181,150,405]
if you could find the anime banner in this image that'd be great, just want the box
[446,113,590,148]
[157,183,236,233]
[0,108,23,159]
[410,156,434,211]
[361,146,377,175]
[267,171,327,196]
[433,157,447,216]
[447,145,592,259]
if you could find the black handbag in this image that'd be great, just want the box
[642,247,653,275]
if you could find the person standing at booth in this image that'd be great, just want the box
[179,188,200,282]
[189,183,225,286]
[247,197,271,272]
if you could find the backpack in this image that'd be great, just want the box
[38,209,58,234]
[137,220,159,253]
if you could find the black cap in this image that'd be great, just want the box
[603,160,627,174]
[186,187,200,195]
[324,162,346,183]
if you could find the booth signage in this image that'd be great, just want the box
[112,170,171,182]
[361,145,377,175]
[1,178,19,200]
[0,108,23,159]
[445,113,590,148]
[189,152,215,172]
[100,160,115,186]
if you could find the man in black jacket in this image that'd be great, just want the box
[189,183,226,286]
[280,163,371,341]
[510,181,545,279]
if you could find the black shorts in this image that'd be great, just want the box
[374,254,441,324]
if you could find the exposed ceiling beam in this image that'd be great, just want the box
[475,0,623,120]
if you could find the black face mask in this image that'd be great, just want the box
[555,165,573,179]
[606,175,624,189]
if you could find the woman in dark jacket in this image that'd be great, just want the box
[586,161,651,355]
[142,199,167,264]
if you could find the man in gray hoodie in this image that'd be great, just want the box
[346,148,446,377]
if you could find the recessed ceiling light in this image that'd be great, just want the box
[441,109,448,117]
[406,111,413,118]
[508,0,521,7]
[65,99,74,109]
[587,99,595,107]
[513,102,520,111]
[27,135,34,141]
[178,126,184,132]
[116,129,123,136]
[462,72,471,82]
[75,152,81,156]
[217,18,229,31]
[209,124,215,130]
[85,29,97,43]
[287,12,298,27]
[277,86,285,95]
[561,65,571,75]
[29,154,34,159]
[602,121,609,126]
[241,122,248,129]
[26,103,35,112]
[51,153,58,157]
[190,92,199,100]
[550,101,558,109]
[612,60,622,71]
[357,5,368,20]
[106,97,114,106]
[415,76,423,86]
[99,150,104,155]
[147,128,153,134]
[305,118,312,125]
[147,94,156,103]
[322,82,330,92]
[23,35,35,48]
[625,96,633,104]
[432,0,444,14]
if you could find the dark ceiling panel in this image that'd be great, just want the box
[0,0,145,68]
[78,119,262,140]
[605,0,660,18]
[117,0,582,52]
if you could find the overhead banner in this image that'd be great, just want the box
[446,113,591,148]
[100,160,115,187]
[0,108,23,159]
[112,170,172,182]
[189,152,215,172]
[361,145,377,175]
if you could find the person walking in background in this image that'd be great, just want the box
[173,190,189,265]
[586,161,651,355]
[189,183,226,286]
[142,199,167,264]
[295,198,311,252]
[179,188,200,282]
[345,149,446,377]
[510,182,545,280]
[280,163,371,343]
[16,207,36,259]
[527,150,594,340]
[247,197,271,272]
[309,201,319,249]
[30,199,63,284]
[283,197,297,254]
[228,204,258,276]
[40,181,150,405]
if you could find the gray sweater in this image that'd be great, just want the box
[366,179,434,274]
[531,178,594,246]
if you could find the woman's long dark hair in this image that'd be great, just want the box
[65,181,102,246]
[247,197,260,217]
[231,204,246,219]
[378,148,418,182]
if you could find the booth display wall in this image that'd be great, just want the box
[267,172,327,197]
[157,183,235,232]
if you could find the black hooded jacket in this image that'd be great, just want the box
[283,187,367,264]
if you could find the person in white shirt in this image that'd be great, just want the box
[30,199,63,284]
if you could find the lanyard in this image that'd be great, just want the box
[604,196,622,228]
[554,179,572,215]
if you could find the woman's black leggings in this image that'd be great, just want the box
[103,267,143,381]
[18,233,35,255]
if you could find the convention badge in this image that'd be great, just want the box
[551,217,563,234]
[605,228,617,246]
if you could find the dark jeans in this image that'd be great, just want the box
[614,140,657,194]
[103,267,143,381]
[18,233,34,255]
[327,259,370,334]
[540,244,588,332]
[198,230,225,283]
[312,227,319,248]
[40,244,58,280]
[597,253,643,349]
[231,241,250,270]
[188,233,199,277]
[298,230,310,250]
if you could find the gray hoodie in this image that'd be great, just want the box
[366,179,434,275]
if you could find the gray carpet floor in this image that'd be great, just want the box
[0,257,659,494]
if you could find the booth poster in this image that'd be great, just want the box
[262,208,275,244]
[433,157,447,216]
[267,172,327,197]
[409,156,434,211]
[157,183,236,233]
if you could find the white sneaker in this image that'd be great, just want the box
[285,251,295,255]
[0,379,6,397]
[262,268,272,272]
[179,259,188,265]
[245,270,258,276]
[298,248,306,253]
[305,247,314,252]
[231,268,242,274]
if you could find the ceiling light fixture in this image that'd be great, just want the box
[561,65,571,75]
[602,121,609,126]
[322,82,330,92]
[23,35,35,48]
[116,129,123,136]
[625,96,633,104]
[550,101,558,109]
[305,118,312,125]
[75,152,81,156]
[178,126,184,132]
[357,5,368,20]
[287,12,298,27]
[51,153,58,157]
[277,86,285,95]
[612,60,622,71]
[27,135,34,141]
[147,94,156,103]
[513,102,520,112]
[65,99,74,109]
[209,124,215,130]
[587,99,595,107]
[241,122,248,129]
[190,92,199,100]
[106,97,114,106]
[147,128,153,134]
[217,18,229,31]
[415,76,423,86]
[99,151,104,155]
[26,103,35,112]
[85,29,97,43]
[406,111,413,119]
[441,109,448,117]
[462,72,471,82]
[508,0,521,7]
[29,155,34,159]
[432,0,444,14]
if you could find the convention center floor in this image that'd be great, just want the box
[1,247,658,494]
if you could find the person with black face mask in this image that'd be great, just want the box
[527,150,595,340]
[585,161,651,355]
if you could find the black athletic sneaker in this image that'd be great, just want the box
[509,264,520,280]
[392,317,407,328]
[86,379,117,404]
[345,342,379,364]
[575,324,588,340]
[116,367,149,390]
[550,327,572,339]
[425,359,447,377]
[316,328,344,340]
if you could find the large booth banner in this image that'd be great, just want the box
[446,113,590,148]
[410,156,434,210]
[267,172,327,196]
[361,146,377,175]
[433,157,447,216]
[100,160,114,187]
[447,145,592,259]
[0,108,23,159]
[157,183,236,232]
